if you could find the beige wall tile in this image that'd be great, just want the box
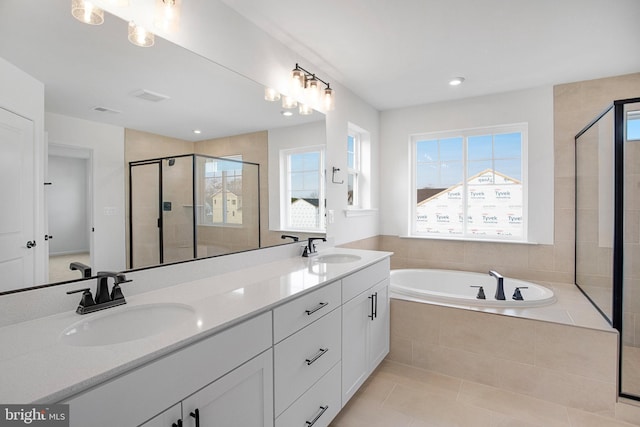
[534,322,617,382]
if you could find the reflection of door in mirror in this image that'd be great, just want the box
[47,145,92,283]
[0,107,36,292]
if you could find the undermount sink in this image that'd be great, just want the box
[60,303,196,347]
[314,254,362,264]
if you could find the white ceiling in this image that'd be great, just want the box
[221,0,640,111]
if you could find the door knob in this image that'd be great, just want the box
[26,241,36,249]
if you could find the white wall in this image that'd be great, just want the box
[45,113,126,272]
[380,86,554,244]
[47,155,89,255]
[103,0,382,246]
[0,56,46,283]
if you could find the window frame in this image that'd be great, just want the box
[347,131,361,207]
[280,145,326,232]
[410,123,528,242]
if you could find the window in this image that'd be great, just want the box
[281,146,325,231]
[629,111,640,141]
[347,132,360,206]
[198,155,243,226]
[411,124,527,241]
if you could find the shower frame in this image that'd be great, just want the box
[574,96,640,401]
[128,153,261,269]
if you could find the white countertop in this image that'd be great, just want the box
[0,248,391,404]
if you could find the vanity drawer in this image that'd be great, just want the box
[275,361,341,427]
[342,258,390,302]
[273,279,341,343]
[274,307,341,416]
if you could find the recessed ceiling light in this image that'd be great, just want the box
[281,111,293,117]
[449,77,465,86]
[193,129,202,134]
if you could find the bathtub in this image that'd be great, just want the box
[390,269,556,308]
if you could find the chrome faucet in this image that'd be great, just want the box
[302,237,327,257]
[67,271,131,315]
[489,270,505,300]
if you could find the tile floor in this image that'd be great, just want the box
[49,252,90,283]
[330,360,639,427]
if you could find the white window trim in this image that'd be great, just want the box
[409,123,529,242]
[279,145,326,233]
[347,130,361,208]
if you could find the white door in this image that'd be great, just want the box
[0,107,35,292]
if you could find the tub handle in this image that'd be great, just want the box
[512,286,528,301]
[470,285,486,300]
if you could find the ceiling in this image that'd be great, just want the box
[221,0,640,111]
[0,0,321,142]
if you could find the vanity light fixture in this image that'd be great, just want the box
[281,111,293,117]
[264,87,281,102]
[193,129,202,134]
[290,63,335,111]
[71,0,104,25]
[154,0,181,33]
[449,77,465,86]
[128,21,155,47]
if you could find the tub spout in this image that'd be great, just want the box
[489,270,505,300]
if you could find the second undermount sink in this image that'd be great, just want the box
[315,253,362,264]
[60,303,196,347]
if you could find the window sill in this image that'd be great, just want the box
[401,235,538,245]
[344,208,378,218]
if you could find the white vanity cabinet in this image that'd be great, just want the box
[341,259,390,405]
[139,403,182,427]
[65,312,273,427]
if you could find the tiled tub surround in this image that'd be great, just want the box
[0,247,390,404]
[388,297,618,416]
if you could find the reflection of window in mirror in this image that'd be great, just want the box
[347,123,371,209]
[198,155,243,226]
[628,111,640,141]
[280,147,326,232]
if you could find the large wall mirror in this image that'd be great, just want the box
[0,0,326,292]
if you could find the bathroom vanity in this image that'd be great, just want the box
[0,248,391,427]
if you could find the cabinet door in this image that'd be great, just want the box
[369,278,390,370]
[139,403,182,427]
[341,289,371,405]
[182,350,273,427]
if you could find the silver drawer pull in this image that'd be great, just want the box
[305,301,329,315]
[305,348,329,365]
[305,405,328,426]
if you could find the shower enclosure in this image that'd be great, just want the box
[575,97,640,400]
[129,154,260,269]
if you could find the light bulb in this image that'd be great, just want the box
[128,22,155,47]
[264,88,281,102]
[299,104,313,115]
[323,87,335,111]
[306,77,320,101]
[291,68,305,95]
[282,95,298,109]
[154,0,181,33]
[71,0,104,25]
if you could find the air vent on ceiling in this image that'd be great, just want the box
[130,89,171,102]
[92,106,121,114]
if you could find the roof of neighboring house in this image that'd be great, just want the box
[291,198,320,208]
[417,169,521,206]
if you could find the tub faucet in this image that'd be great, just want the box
[489,270,505,300]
